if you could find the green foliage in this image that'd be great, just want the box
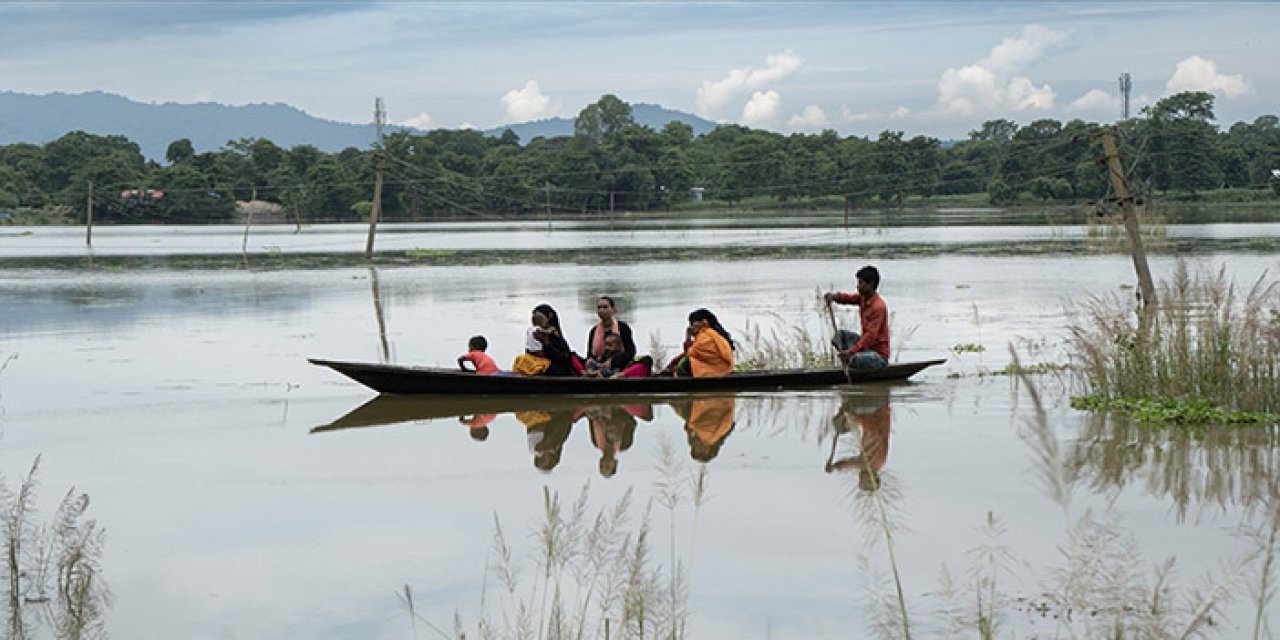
[1,92,1278,223]
[1070,394,1279,427]
[1069,260,1280,416]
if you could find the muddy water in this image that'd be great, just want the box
[0,222,1277,638]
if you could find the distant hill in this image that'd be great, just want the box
[485,103,719,141]
[0,91,390,161]
[0,91,721,161]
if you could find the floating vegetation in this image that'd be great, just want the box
[5,237,1280,271]
[1070,395,1280,428]
[945,362,1072,379]
[951,343,986,354]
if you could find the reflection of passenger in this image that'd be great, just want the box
[516,409,575,471]
[825,389,892,490]
[578,405,645,477]
[674,397,736,462]
[459,414,496,441]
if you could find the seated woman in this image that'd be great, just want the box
[586,296,637,362]
[661,308,734,377]
[531,303,578,376]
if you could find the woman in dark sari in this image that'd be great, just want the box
[532,303,578,376]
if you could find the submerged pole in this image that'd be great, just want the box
[85,181,94,247]
[1100,129,1157,312]
[365,153,386,261]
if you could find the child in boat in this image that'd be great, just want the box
[512,310,554,375]
[584,332,631,378]
[457,335,499,375]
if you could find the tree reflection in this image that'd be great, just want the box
[1065,412,1280,521]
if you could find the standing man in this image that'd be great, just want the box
[823,265,890,369]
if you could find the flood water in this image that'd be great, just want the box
[0,217,1277,638]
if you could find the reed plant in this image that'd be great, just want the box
[409,431,710,639]
[1069,260,1280,417]
[0,456,110,640]
[843,348,1277,638]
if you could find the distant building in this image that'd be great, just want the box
[691,187,705,202]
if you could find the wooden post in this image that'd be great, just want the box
[365,153,386,261]
[1100,129,1157,311]
[85,181,94,247]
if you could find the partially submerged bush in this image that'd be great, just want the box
[1069,261,1280,416]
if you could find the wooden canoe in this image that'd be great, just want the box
[308,357,945,395]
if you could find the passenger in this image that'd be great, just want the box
[511,310,553,375]
[660,308,734,377]
[584,333,632,378]
[457,335,499,375]
[530,303,579,376]
[586,296,637,362]
[822,265,890,369]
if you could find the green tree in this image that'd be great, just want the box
[165,138,195,165]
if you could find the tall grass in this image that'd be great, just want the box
[1069,260,1280,414]
[842,349,1278,638]
[409,431,710,639]
[0,456,110,640]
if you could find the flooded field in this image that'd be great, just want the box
[0,218,1277,638]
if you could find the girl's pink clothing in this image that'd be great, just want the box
[461,350,499,375]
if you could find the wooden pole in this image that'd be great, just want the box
[1100,129,1157,311]
[365,153,386,261]
[85,181,94,247]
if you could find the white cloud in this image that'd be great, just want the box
[400,111,432,129]
[501,80,553,122]
[840,105,874,122]
[889,106,911,119]
[1068,88,1119,113]
[742,90,782,127]
[981,24,1070,74]
[935,24,1068,117]
[787,105,829,130]
[696,51,802,119]
[1166,55,1252,98]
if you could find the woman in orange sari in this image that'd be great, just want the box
[660,308,734,377]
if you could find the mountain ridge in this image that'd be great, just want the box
[0,91,719,161]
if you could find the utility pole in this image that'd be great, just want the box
[365,153,385,260]
[1100,129,1157,311]
[85,181,94,247]
[365,98,387,261]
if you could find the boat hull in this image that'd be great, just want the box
[308,358,945,395]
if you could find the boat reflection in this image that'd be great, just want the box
[313,393,729,475]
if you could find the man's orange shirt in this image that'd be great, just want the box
[831,292,890,361]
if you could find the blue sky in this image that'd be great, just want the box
[1,2,1274,138]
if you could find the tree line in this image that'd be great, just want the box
[0,91,1276,224]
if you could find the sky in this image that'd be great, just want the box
[1,1,1275,139]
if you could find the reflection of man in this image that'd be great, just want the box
[825,389,891,490]
[674,397,736,463]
